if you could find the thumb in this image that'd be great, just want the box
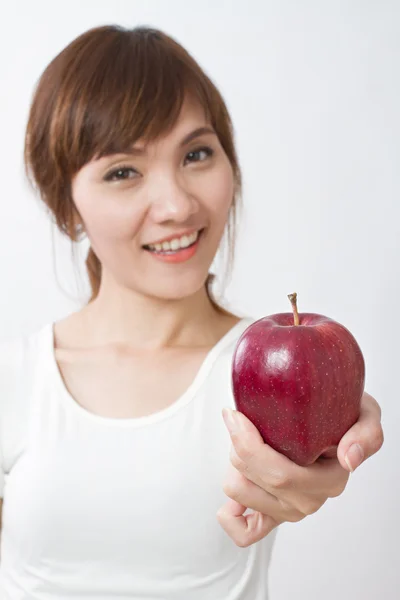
[337,392,384,472]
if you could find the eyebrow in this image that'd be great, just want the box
[180,126,217,146]
[126,126,217,156]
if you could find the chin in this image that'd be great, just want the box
[136,270,210,302]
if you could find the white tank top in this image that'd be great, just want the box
[0,316,277,599]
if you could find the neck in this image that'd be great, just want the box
[79,273,233,351]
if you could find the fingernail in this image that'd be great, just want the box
[222,408,238,434]
[345,444,364,472]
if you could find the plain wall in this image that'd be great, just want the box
[0,1,398,598]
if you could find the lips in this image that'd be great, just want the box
[142,228,202,249]
[143,228,204,263]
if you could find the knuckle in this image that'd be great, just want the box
[230,450,246,472]
[304,498,325,515]
[270,471,292,490]
[372,428,385,453]
[278,497,292,512]
[223,480,242,502]
[235,535,251,548]
[330,474,349,498]
[235,440,254,464]
[278,498,303,522]
[330,481,347,498]
[365,424,384,455]
[285,509,304,523]
[281,496,323,519]
[216,508,224,525]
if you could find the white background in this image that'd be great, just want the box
[0,1,398,598]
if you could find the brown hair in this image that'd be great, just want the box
[24,25,243,313]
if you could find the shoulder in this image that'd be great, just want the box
[200,316,256,407]
[0,323,46,366]
[226,315,256,347]
[0,333,28,431]
[0,323,49,405]
[209,315,256,370]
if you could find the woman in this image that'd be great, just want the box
[0,24,384,599]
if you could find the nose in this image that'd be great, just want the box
[148,177,200,224]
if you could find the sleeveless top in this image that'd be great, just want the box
[0,316,277,599]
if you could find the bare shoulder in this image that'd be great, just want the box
[52,310,91,358]
[215,312,243,338]
[53,311,86,342]
[212,304,245,331]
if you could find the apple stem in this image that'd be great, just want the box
[288,292,300,326]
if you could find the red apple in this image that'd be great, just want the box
[231,293,365,466]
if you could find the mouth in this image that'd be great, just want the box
[142,228,205,264]
[142,228,205,255]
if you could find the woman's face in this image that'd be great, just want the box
[71,96,235,301]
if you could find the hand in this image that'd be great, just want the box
[217,391,384,548]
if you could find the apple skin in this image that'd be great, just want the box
[231,312,365,466]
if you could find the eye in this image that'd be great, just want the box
[104,166,138,182]
[184,146,214,164]
[104,146,214,182]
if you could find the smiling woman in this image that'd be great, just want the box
[0,23,279,600]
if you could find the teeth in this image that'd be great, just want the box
[147,230,200,252]
[170,239,180,250]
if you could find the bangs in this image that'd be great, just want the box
[53,26,214,173]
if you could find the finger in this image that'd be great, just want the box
[217,499,279,548]
[223,463,282,514]
[337,391,384,472]
[303,456,350,498]
[224,408,349,501]
[222,408,299,489]
[224,464,308,523]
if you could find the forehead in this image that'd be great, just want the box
[175,95,208,122]
[143,95,210,145]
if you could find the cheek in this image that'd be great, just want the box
[78,194,143,243]
[201,162,234,219]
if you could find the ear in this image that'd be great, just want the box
[71,206,86,241]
